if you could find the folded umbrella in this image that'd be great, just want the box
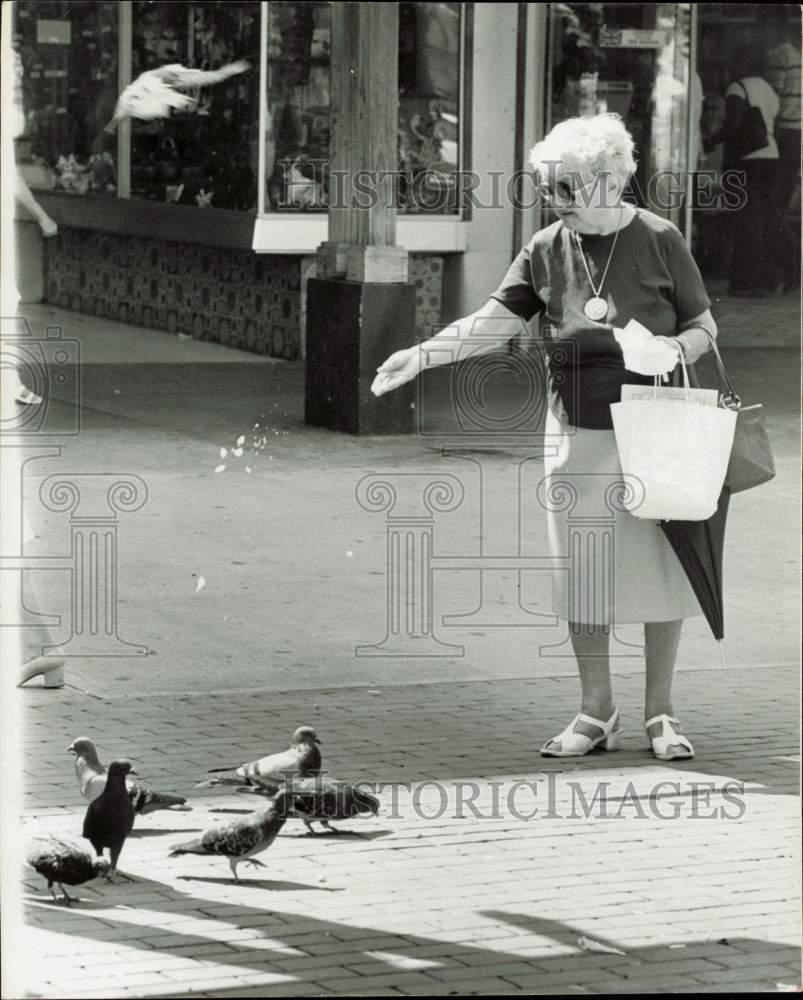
[657,361,730,661]
[659,484,730,658]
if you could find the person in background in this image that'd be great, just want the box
[722,44,781,298]
[764,13,801,292]
[2,26,66,686]
[8,46,58,404]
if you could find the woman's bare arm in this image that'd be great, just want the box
[418,298,535,370]
[676,308,717,363]
[15,173,57,236]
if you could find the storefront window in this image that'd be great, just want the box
[263,0,464,215]
[13,0,119,195]
[547,2,692,228]
[14,1,466,216]
[130,1,260,211]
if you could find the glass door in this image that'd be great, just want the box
[546,3,693,229]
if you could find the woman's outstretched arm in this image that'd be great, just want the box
[373,298,535,396]
[417,297,534,369]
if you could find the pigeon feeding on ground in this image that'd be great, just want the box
[169,788,292,883]
[27,836,110,905]
[236,777,380,834]
[82,759,137,881]
[105,60,250,130]
[198,726,322,791]
[68,737,190,814]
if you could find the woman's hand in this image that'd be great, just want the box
[651,335,685,363]
[653,334,706,365]
[371,346,422,397]
[38,214,58,238]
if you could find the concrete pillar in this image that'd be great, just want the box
[306,2,416,434]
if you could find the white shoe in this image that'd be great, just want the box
[645,714,694,760]
[15,385,43,406]
[19,654,65,688]
[541,708,623,757]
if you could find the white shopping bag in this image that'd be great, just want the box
[611,360,737,521]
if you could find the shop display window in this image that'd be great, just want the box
[12,0,119,196]
[130,1,260,210]
[15,1,468,218]
[262,0,464,214]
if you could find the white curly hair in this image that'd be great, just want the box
[528,113,637,189]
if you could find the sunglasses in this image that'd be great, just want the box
[536,176,599,206]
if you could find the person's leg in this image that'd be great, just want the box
[775,129,800,223]
[758,159,782,291]
[542,623,617,752]
[571,622,615,722]
[644,619,688,755]
[729,163,762,294]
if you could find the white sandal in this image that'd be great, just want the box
[541,708,623,757]
[15,385,43,406]
[645,714,694,761]
[18,655,65,688]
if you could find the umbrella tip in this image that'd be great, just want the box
[717,641,727,669]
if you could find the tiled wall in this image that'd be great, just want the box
[44,228,443,360]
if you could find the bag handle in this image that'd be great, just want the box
[736,80,752,107]
[699,329,742,408]
[653,347,691,401]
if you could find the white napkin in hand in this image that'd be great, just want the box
[613,319,680,377]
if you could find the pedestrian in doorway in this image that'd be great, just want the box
[722,44,782,297]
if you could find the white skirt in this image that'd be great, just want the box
[543,409,702,625]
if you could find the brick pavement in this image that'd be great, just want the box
[10,665,801,997]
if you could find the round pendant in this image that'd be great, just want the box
[584,296,608,321]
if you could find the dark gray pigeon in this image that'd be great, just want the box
[169,788,292,882]
[198,726,322,791]
[27,836,110,904]
[236,777,380,834]
[68,737,190,814]
[82,759,137,880]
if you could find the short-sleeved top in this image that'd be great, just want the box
[765,42,802,131]
[489,207,711,429]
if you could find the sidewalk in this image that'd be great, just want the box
[7,295,802,996]
[14,665,801,996]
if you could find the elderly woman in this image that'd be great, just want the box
[373,114,717,761]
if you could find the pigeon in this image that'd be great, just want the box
[198,726,322,791]
[82,759,137,881]
[68,737,190,814]
[27,836,110,905]
[169,788,292,883]
[106,59,250,130]
[236,777,380,834]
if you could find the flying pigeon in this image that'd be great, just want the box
[169,788,292,882]
[236,776,380,834]
[105,59,250,130]
[198,726,322,791]
[27,836,110,905]
[82,759,137,881]
[68,737,190,814]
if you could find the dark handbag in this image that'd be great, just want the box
[700,331,776,494]
[728,81,769,160]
